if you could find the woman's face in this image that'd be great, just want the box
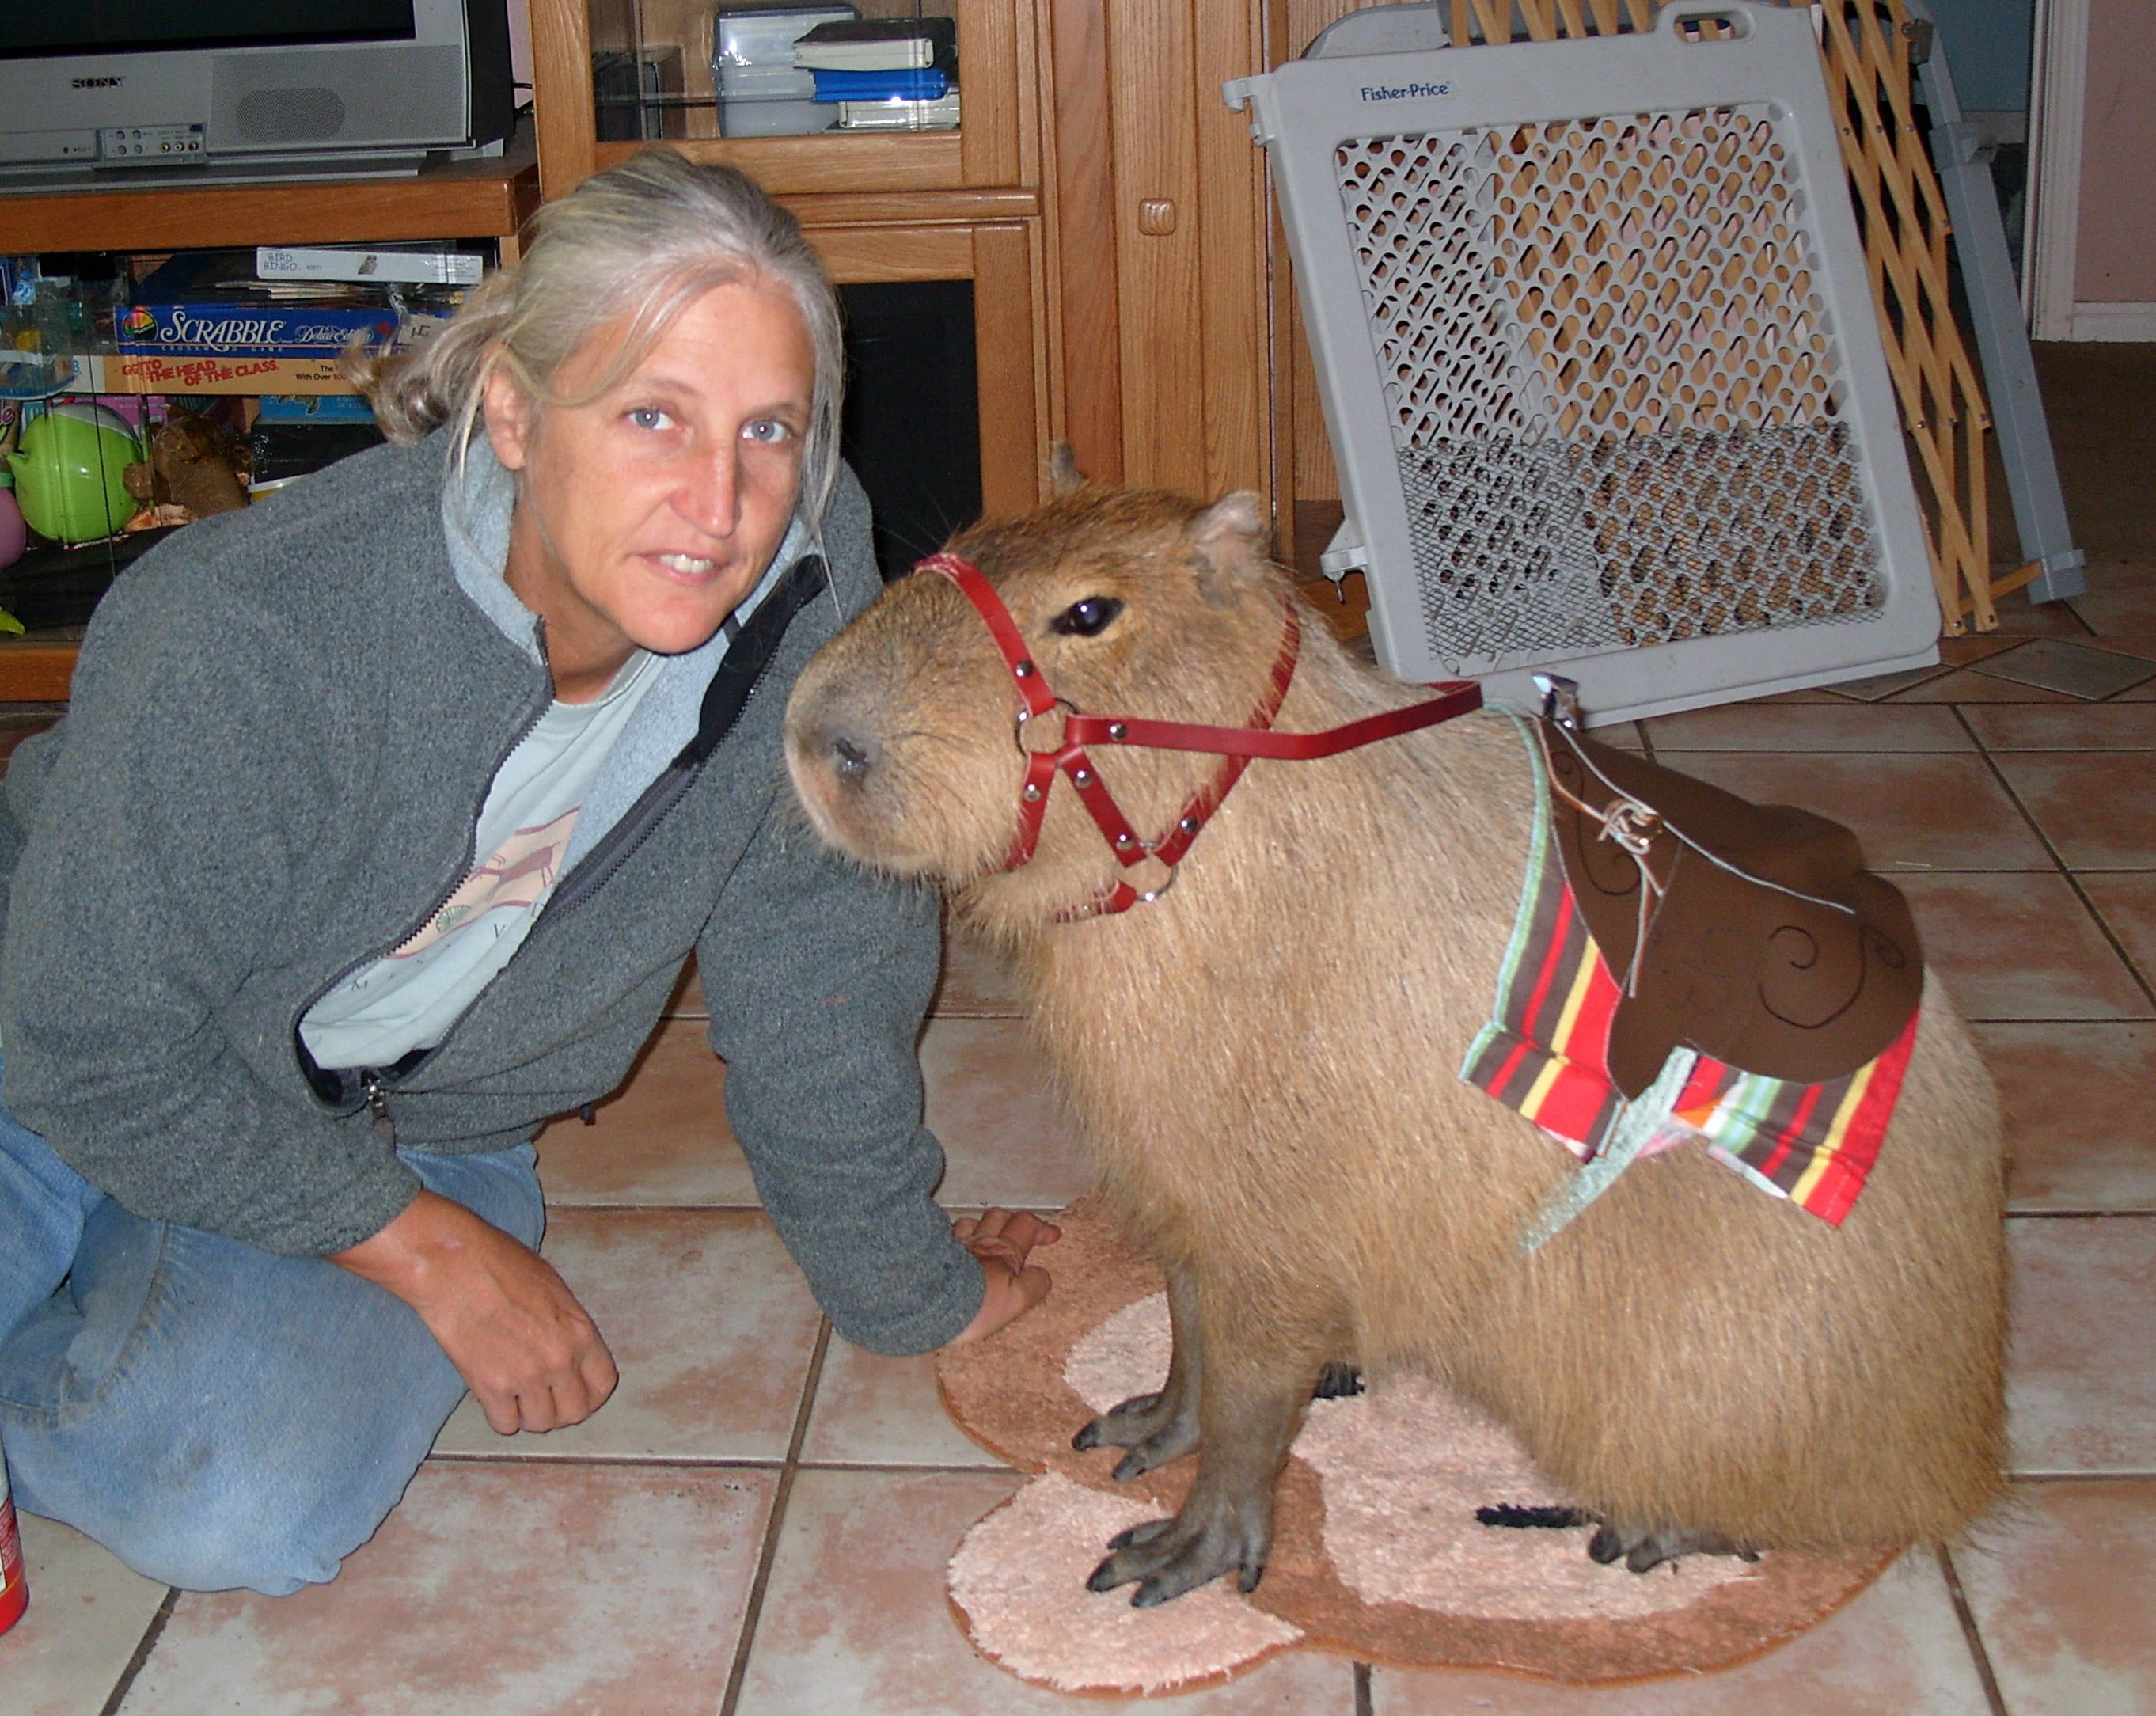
[484,275,817,700]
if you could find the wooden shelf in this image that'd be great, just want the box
[0,130,539,253]
[0,131,541,703]
[0,640,83,703]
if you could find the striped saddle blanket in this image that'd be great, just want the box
[1461,719,1915,1232]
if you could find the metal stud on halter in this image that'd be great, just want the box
[917,552,1484,918]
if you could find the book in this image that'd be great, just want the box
[256,244,487,287]
[793,16,957,73]
[120,252,459,366]
[838,89,962,131]
[809,66,948,104]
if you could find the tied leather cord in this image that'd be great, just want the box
[1532,679,1924,1098]
[917,552,1485,918]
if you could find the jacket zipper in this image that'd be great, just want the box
[292,638,556,1122]
[299,555,829,1128]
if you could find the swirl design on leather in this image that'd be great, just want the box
[1543,723,1924,1099]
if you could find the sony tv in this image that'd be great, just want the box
[0,1,514,184]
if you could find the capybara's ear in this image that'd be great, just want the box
[1048,442,1087,494]
[1189,492,1267,597]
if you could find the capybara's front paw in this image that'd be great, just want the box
[1586,1521,1763,1574]
[1084,1495,1270,1606]
[1072,1389,1201,1479]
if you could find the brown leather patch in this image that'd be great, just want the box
[1543,721,1923,1099]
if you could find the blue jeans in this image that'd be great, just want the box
[0,1063,543,1595]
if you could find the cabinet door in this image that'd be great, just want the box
[806,217,1045,523]
[533,0,1029,197]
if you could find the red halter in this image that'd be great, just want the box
[917,551,1486,918]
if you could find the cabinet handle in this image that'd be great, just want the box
[1137,198,1178,236]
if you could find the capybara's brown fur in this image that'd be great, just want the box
[784,481,2007,1604]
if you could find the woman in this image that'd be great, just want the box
[0,151,1054,1595]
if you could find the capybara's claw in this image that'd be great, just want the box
[1087,1502,1271,1605]
[1074,1388,1200,1476]
[1589,1521,1763,1574]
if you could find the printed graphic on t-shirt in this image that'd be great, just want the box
[393,809,580,959]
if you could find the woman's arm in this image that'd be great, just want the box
[0,541,418,1255]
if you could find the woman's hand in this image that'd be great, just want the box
[331,1190,619,1433]
[947,1208,1061,1346]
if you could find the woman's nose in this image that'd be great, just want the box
[677,445,742,537]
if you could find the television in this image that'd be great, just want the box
[0,1,514,185]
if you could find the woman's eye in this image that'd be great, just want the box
[627,407,672,431]
[1050,596,1123,638]
[743,418,793,445]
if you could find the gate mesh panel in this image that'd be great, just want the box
[1337,108,1885,665]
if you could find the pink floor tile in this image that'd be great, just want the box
[1950,1479,2156,1716]
[1826,664,1956,701]
[434,1210,821,1461]
[1896,871,2150,1020]
[1982,594,2097,638]
[2067,560,2156,638]
[2004,1216,2156,1475]
[934,925,1027,1018]
[116,1464,773,1716]
[1642,703,1972,753]
[1975,1022,2156,1212]
[1964,703,2156,750]
[1889,666,2080,704]
[732,1468,1359,1715]
[1990,753,2156,871]
[921,1017,1091,1211]
[2,1516,169,1716]
[2078,873,2156,990]
[1652,751,2054,872]
[799,1341,1014,1468]
[1369,1551,1991,1714]
[535,1019,757,1208]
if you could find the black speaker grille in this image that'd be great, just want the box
[234,86,349,143]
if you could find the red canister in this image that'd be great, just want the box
[0,1448,27,1635]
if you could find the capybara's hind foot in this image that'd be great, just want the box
[1072,1390,1201,1480]
[1085,1496,1270,1607]
[1587,1521,1765,1574]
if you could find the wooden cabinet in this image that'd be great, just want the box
[529,0,1056,521]
[0,139,541,701]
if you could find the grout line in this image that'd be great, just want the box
[718,1317,831,1716]
[1965,1014,2156,1025]
[1934,1545,2013,1716]
[2011,1468,2156,1483]
[426,1450,792,1468]
[95,1585,177,1716]
[2005,1209,2156,1222]
[1954,704,2156,1014]
[1354,1658,1375,1715]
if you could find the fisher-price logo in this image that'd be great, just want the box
[1360,81,1450,101]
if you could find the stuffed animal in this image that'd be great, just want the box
[123,412,249,525]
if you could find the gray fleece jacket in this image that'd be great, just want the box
[0,433,985,1356]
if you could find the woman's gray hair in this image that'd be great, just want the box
[349,149,844,522]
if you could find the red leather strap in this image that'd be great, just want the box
[917,551,1482,917]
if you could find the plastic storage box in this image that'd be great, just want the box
[714,5,854,137]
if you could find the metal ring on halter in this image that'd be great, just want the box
[1014,698,1076,756]
[1125,852,1177,902]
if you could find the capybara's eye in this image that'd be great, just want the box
[1050,596,1124,638]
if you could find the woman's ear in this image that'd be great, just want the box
[479,354,536,471]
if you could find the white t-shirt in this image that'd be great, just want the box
[298,649,663,1069]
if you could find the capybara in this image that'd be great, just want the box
[783,476,2007,1608]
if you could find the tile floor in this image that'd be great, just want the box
[7,549,2156,1710]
